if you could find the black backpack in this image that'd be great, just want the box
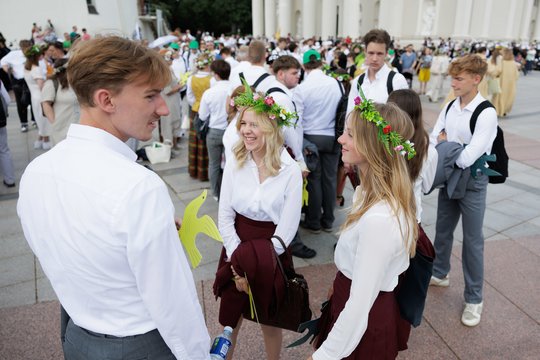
[445,99,508,184]
[334,79,348,139]
[357,70,396,95]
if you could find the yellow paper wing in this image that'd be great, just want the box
[178,190,221,268]
[302,179,309,207]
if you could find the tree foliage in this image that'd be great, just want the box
[153,0,252,35]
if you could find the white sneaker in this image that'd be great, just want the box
[42,141,52,150]
[429,275,450,287]
[34,140,43,149]
[461,302,483,327]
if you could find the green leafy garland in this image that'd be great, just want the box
[322,64,352,82]
[353,87,416,160]
[232,77,296,127]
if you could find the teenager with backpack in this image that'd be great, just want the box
[346,29,408,116]
[429,54,498,327]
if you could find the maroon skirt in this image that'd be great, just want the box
[315,271,410,359]
[213,213,292,328]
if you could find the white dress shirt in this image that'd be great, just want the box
[346,64,408,115]
[313,197,410,360]
[17,124,211,360]
[198,79,230,130]
[430,92,498,169]
[228,60,251,89]
[415,145,438,223]
[224,56,239,69]
[293,69,342,136]
[1,49,26,79]
[223,114,239,162]
[219,149,302,260]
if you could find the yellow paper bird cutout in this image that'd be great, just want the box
[302,179,309,207]
[178,190,222,268]
[179,71,191,87]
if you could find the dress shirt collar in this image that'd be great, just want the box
[452,91,485,113]
[368,63,391,82]
[67,124,137,162]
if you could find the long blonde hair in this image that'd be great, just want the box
[343,103,418,256]
[232,107,284,177]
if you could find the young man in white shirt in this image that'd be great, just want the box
[429,54,498,327]
[198,59,231,200]
[272,55,316,259]
[293,49,342,233]
[346,29,408,114]
[17,37,211,360]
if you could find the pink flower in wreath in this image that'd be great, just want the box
[269,114,276,120]
[229,99,236,107]
[264,96,275,106]
[253,94,261,101]
[354,96,362,106]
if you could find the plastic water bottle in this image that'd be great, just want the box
[209,326,233,359]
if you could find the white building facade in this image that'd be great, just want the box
[0,0,164,45]
[252,0,540,43]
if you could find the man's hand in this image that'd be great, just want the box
[437,128,447,143]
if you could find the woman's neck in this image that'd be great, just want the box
[251,149,266,166]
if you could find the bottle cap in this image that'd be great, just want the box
[224,326,233,333]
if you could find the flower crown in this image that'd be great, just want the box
[25,45,41,57]
[195,51,214,69]
[322,64,352,82]
[353,87,416,160]
[233,78,296,127]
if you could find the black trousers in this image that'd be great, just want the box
[10,78,31,125]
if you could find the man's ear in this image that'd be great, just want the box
[93,89,115,113]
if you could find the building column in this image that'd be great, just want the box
[378,0,404,38]
[264,0,276,37]
[535,3,540,41]
[321,0,337,39]
[341,0,360,37]
[520,0,534,42]
[302,0,316,38]
[277,0,292,37]
[452,0,473,38]
[252,0,264,38]
[480,0,493,39]
[504,1,518,40]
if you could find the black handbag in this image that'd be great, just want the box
[243,235,312,332]
[194,113,208,140]
[396,225,435,327]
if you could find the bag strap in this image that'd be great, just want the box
[444,98,457,118]
[387,70,395,94]
[469,100,495,134]
[271,235,290,283]
[356,71,395,95]
[335,78,344,96]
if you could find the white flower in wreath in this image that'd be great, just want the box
[337,76,343,81]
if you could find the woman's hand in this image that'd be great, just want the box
[231,266,249,293]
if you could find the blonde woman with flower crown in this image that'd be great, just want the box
[186,52,215,181]
[213,88,302,360]
[309,101,417,360]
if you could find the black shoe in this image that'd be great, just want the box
[291,245,317,259]
[3,180,15,188]
[299,221,321,234]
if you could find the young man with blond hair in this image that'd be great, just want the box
[18,36,211,359]
[429,54,498,327]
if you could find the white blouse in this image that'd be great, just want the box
[414,145,438,223]
[218,149,302,260]
[313,194,411,360]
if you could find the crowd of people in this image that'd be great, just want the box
[0,20,529,359]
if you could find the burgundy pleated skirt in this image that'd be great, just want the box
[315,271,410,359]
[213,213,292,328]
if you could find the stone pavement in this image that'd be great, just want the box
[1,73,539,359]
